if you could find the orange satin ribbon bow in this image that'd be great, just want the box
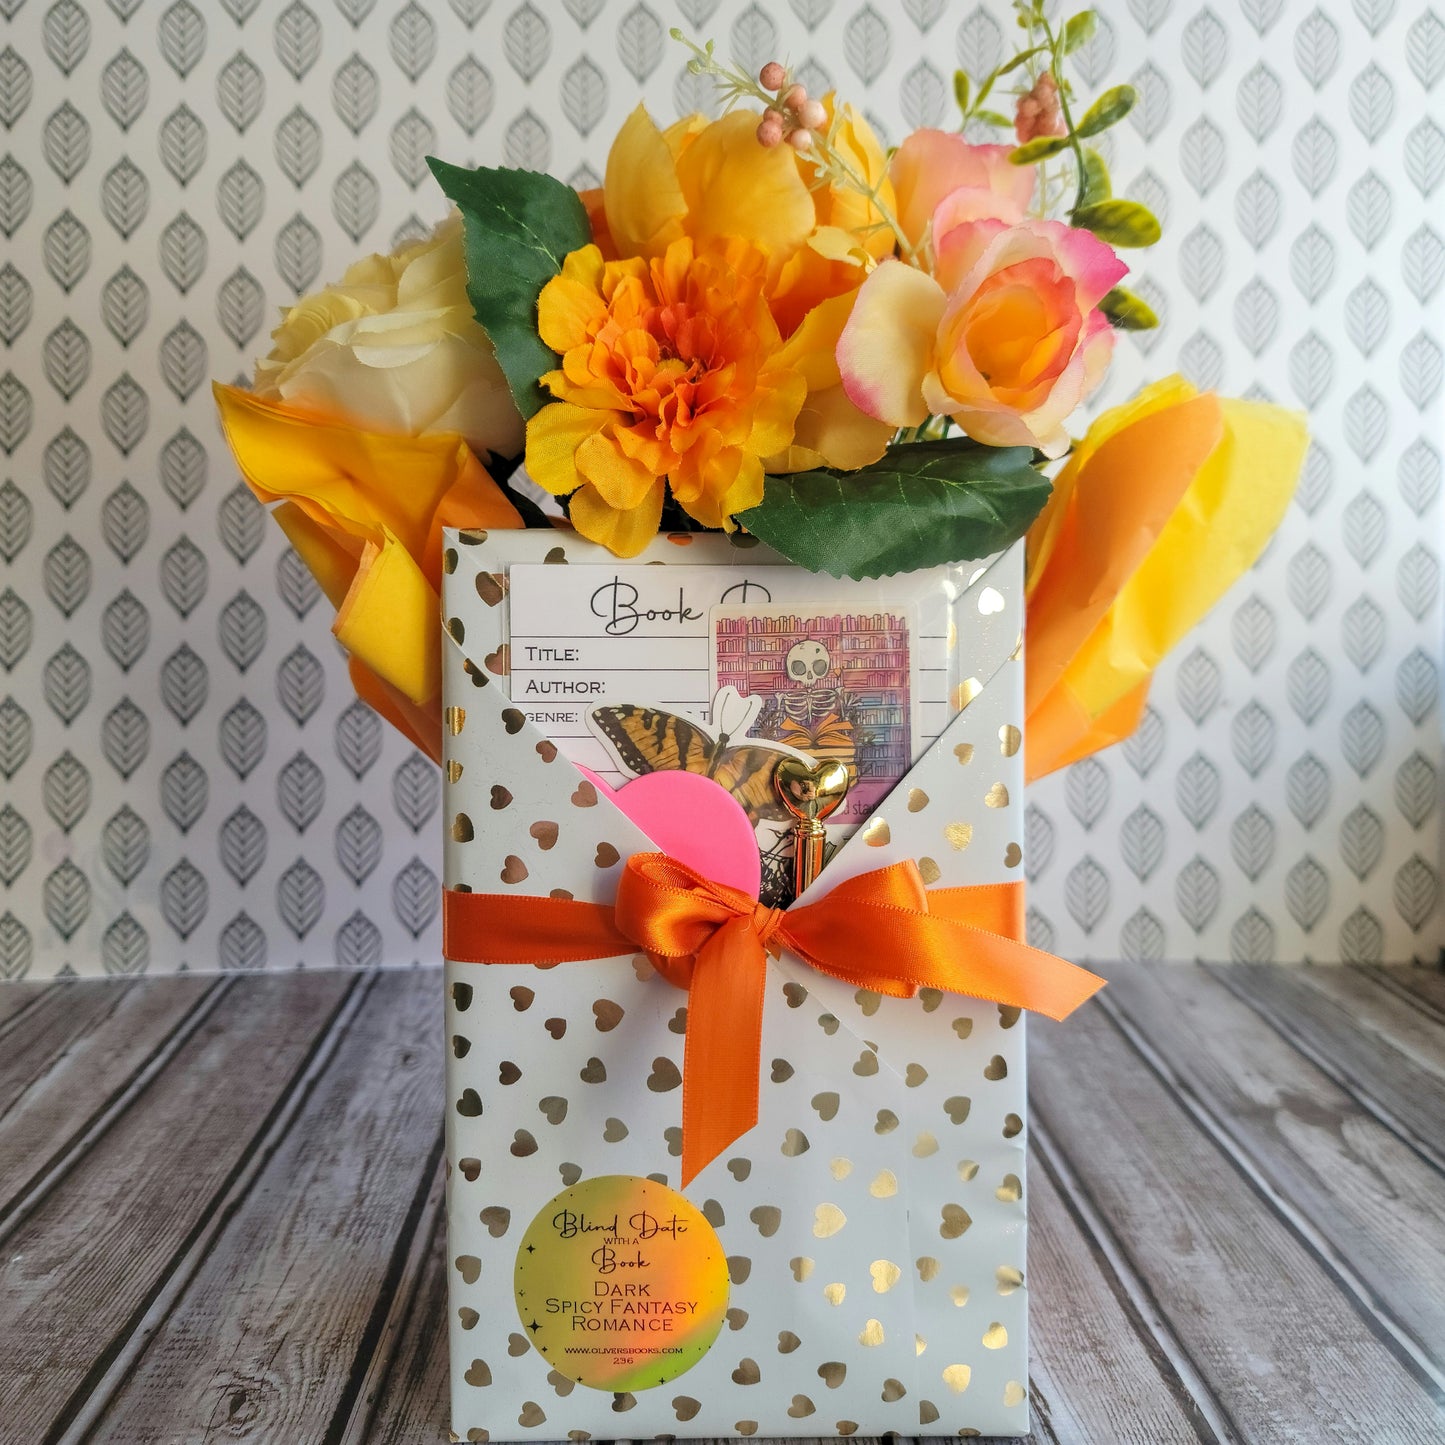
[443,852,1104,1185]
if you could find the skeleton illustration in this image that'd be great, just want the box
[757,638,859,775]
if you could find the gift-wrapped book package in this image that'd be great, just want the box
[436,527,1089,1441]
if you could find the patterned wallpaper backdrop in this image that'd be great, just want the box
[0,0,1439,978]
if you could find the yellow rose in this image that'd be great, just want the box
[255,213,524,459]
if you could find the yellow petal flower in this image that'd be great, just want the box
[569,478,666,556]
[836,260,946,429]
[525,401,615,497]
[603,105,689,258]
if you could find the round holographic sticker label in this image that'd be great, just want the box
[513,1174,729,1392]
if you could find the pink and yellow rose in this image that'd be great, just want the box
[888,131,1035,254]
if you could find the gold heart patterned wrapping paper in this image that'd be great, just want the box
[441,529,1031,1440]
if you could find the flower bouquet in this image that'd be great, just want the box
[215,7,1307,1438]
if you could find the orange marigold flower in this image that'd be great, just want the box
[525,237,807,557]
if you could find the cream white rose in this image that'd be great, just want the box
[254,213,525,459]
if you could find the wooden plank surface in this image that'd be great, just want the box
[1100,963,1445,1375]
[0,971,358,1440]
[0,963,1440,1445]
[1218,963,1445,1166]
[1027,1000,1445,1441]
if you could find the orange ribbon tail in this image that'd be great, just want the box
[444,853,1103,1184]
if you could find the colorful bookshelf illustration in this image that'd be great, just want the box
[715,611,912,812]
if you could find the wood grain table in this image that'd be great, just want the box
[1,962,1442,1444]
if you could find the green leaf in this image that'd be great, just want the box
[1074,83,1136,137]
[996,43,1049,75]
[1071,198,1161,247]
[1010,133,1072,164]
[1078,146,1111,207]
[953,69,971,115]
[1099,286,1159,330]
[1062,11,1098,52]
[737,441,1051,580]
[427,157,592,420]
[974,108,1014,128]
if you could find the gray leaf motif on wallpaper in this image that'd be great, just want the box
[0,0,1437,978]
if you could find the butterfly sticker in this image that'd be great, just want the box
[586,686,817,826]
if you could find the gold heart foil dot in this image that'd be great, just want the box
[570,780,597,807]
[464,1358,491,1386]
[869,1169,898,1198]
[996,1173,1023,1203]
[875,1109,899,1134]
[771,1057,794,1082]
[853,1049,878,1076]
[789,1256,813,1282]
[560,1163,582,1186]
[547,1370,575,1397]
[942,1363,972,1394]
[880,1376,905,1401]
[579,1056,605,1083]
[529,820,559,850]
[957,1160,980,1183]
[507,1333,530,1357]
[999,1004,1022,1028]
[952,1016,973,1039]
[940,1203,972,1239]
[982,1322,1008,1350]
[459,1308,479,1330]
[811,1091,839,1121]
[783,981,808,1007]
[781,1127,809,1157]
[749,1205,781,1237]
[592,998,624,1031]
[907,788,929,812]
[954,742,975,765]
[952,677,982,710]
[984,1053,1009,1080]
[920,1400,940,1426]
[859,1319,886,1349]
[475,571,507,606]
[944,1095,971,1125]
[500,855,528,885]
[977,586,1005,615]
[836,1421,858,1436]
[731,1358,760,1385]
[446,760,464,783]
[913,1131,939,1157]
[787,1395,815,1419]
[917,856,942,884]
[518,1402,546,1427]
[455,1254,481,1284]
[510,1130,537,1157]
[822,1282,846,1305]
[818,1361,846,1389]
[916,1255,941,1282]
[735,1422,758,1437]
[812,1203,846,1237]
[536,739,558,762]
[919,986,943,1012]
[458,1157,481,1181]
[508,985,533,1010]
[998,723,1022,756]
[997,1265,1024,1295]
[829,1156,853,1180]
[484,643,510,676]
[594,842,620,867]
[860,816,890,847]
[1004,842,1023,868]
[777,1331,801,1353]
[728,1253,752,1283]
[950,1285,970,1308]
[543,546,568,564]
[501,707,525,734]
[480,1206,511,1237]
[647,1057,681,1092]
[602,1117,628,1141]
[668,1005,687,1034]
[870,1261,902,1294]
[452,813,474,842]
[498,1060,521,1084]
[539,1097,567,1125]
[445,706,466,735]
[728,1157,752,1181]
[985,782,1010,808]
[947,617,958,651]
[905,1063,928,1087]
[672,1398,700,1422]
[443,548,459,575]
[1004,1381,1028,1408]
[945,822,973,851]
[490,785,512,810]
[854,987,881,1016]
